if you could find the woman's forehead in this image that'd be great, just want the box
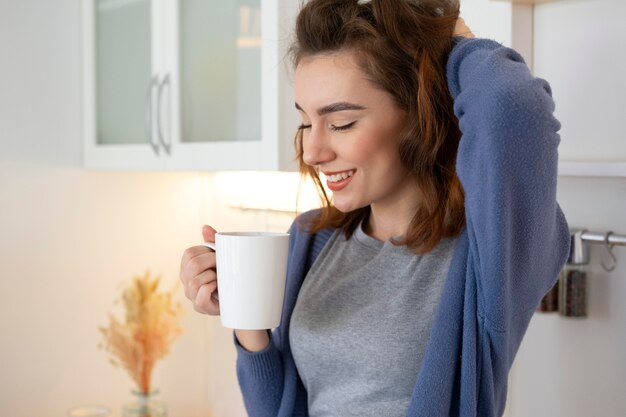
[294,52,373,100]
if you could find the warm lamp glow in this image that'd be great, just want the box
[213,171,322,213]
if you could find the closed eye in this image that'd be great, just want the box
[298,123,312,130]
[330,121,356,132]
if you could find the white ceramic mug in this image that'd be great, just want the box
[201,232,290,329]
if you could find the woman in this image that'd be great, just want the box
[180,0,570,416]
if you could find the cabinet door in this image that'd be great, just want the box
[163,0,299,171]
[83,0,164,169]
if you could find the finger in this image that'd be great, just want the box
[184,268,216,301]
[202,225,218,244]
[181,250,216,285]
[180,244,214,272]
[194,280,220,315]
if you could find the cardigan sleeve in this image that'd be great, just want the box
[234,335,284,417]
[446,38,570,332]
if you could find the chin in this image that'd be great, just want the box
[332,199,367,214]
[333,205,351,214]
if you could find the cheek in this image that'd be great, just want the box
[353,132,402,168]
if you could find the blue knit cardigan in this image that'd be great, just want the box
[233,38,571,417]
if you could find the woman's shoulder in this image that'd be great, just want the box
[287,209,336,263]
[289,209,336,242]
[295,208,323,223]
[289,209,320,235]
[287,209,331,237]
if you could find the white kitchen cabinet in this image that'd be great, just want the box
[483,0,626,176]
[82,0,299,171]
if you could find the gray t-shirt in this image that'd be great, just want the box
[290,224,458,417]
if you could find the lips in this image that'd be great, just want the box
[322,170,355,192]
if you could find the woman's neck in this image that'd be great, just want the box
[363,195,420,242]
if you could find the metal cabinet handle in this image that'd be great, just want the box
[144,75,160,155]
[157,73,171,155]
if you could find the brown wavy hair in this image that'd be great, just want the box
[291,0,465,255]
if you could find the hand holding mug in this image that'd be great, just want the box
[181,225,289,330]
[199,231,289,330]
[180,225,220,315]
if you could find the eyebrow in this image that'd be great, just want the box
[294,101,367,116]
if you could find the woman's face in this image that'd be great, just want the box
[294,51,417,214]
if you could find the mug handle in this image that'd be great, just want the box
[200,242,216,251]
[199,242,219,301]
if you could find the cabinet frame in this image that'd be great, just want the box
[493,0,626,177]
[82,0,299,172]
[82,0,165,170]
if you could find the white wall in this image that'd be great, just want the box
[460,0,513,47]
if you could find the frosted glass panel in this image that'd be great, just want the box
[96,0,151,145]
[180,0,261,143]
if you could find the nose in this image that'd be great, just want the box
[302,126,336,167]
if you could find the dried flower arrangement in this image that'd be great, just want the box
[100,271,183,394]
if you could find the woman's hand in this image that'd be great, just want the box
[180,226,270,352]
[180,225,220,315]
[454,17,475,38]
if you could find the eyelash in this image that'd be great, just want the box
[297,121,357,132]
[331,121,356,132]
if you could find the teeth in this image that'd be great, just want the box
[326,170,354,183]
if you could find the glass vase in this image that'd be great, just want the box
[122,390,166,417]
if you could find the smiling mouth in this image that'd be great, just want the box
[324,170,355,183]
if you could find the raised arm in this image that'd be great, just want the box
[446,38,570,332]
